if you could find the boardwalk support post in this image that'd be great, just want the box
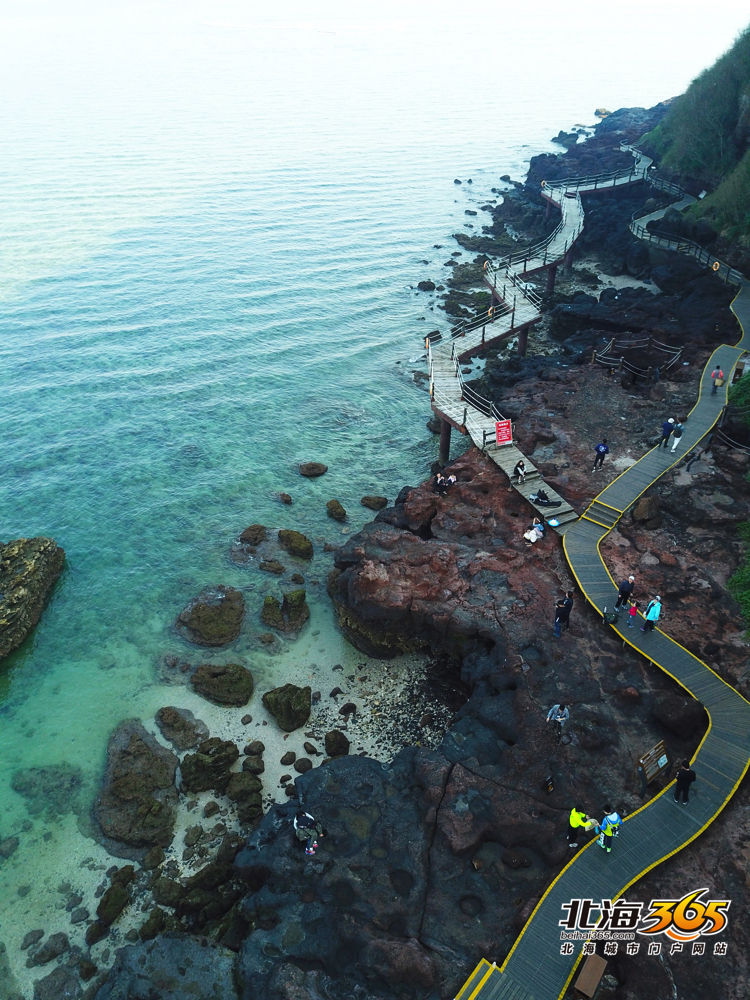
[517,326,529,357]
[546,264,557,296]
[439,419,451,465]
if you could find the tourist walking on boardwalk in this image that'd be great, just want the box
[546,703,569,742]
[641,595,662,632]
[613,575,635,612]
[711,366,724,395]
[628,600,639,627]
[596,806,621,853]
[674,759,697,805]
[592,438,609,471]
[659,418,675,448]
[670,419,684,453]
[568,806,596,847]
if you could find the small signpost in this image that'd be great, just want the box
[495,419,512,446]
[637,740,671,796]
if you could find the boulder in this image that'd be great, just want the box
[33,966,81,1000]
[94,721,179,851]
[259,559,285,574]
[277,530,314,560]
[326,499,347,522]
[278,493,293,505]
[190,662,254,706]
[0,537,65,661]
[154,707,209,750]
[260,590,310,634]
[226,772,264,825]
[181,738,240,794]
[26,932,69,967]
[324,730,350,757]
[299,462,328,478]
[361,495,388,510]
[262,684,312,732]
[176,586,245,646]
[239,524,267,545]
[96,883,130,927]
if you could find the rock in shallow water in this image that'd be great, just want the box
[0,536,65,661]
[176,585,244,646]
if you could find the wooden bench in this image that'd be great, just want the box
[574,954,607,998]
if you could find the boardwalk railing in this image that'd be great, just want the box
[593,334,683,377]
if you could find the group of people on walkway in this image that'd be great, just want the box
[659,417,685,452]
[567,805,622,853]
[610,574,662,632]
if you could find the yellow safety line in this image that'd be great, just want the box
[500,295,750,998]
[589,498,623,514]
[454,959,495,1000]
[580,514,616,530]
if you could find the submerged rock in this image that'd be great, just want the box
[299,462,328,478]
[260,590,310,634]
[154,706,209,750]
[11,764,83,820]
[94,721,179,851]
[176,586,245,646]
[277,529,314,560]
[0,536,65,661]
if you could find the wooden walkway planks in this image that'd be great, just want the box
[452,168,749,1000]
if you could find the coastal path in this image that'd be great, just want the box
[450,171,750,999]
[428,150,652,536]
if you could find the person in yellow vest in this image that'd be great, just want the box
[567,806,596,848]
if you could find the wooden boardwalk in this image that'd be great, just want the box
[450,159,750,1000]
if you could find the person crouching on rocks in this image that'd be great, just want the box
[523,517,545,545]
[294,810,325,856]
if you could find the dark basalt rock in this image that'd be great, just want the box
[324,729,350,757]
[326,499,347,522]
[239,524,267,545]
[299,462,328,478]
[190,662,254,706]
[181,738,240,794]
[0,536,65,661]
[176,586,245,647]
[32,966,81,1000]
[277,529,314,560]
[155,706,209,750]
[260,590,310,634]
[262,684,311,732]
[94,721,179,852]
[361,495,388,510]
[91,934,239,1000]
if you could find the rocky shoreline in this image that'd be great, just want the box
[4,106,750,1000]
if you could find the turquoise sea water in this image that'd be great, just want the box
[0,4,747,994]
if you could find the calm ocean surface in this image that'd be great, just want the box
[0,4,746,992]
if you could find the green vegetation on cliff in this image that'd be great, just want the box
[642,24,750,241]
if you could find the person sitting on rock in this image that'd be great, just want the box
[293,810,325,856]
[435,472,448,495]
[523,517,545,545]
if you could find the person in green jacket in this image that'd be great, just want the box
[567,806,596,848]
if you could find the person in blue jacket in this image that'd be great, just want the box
[592,438,609,471]
[640,595,662,633]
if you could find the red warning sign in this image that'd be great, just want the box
[495,420,512,445]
